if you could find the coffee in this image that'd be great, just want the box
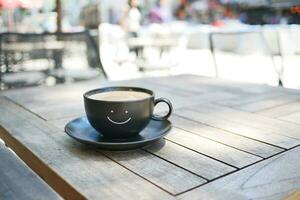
[89,91,151,102]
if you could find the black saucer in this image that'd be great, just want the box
[65,117,171,150]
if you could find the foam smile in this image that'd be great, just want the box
[107,116,131,125]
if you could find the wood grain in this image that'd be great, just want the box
[215,89,300,112]
[0,97,174,200]
[3,85,96,121]
[3,75,250,122]
[176,104,300,145]
[0,143,61,200]
[232,94,300,113]
[105,150,207,195]
[165,127,261,168]
[174,107,300,149]
[3,77,236,121]
[144,74,280,95]
[199,104,300,140]
[49,118,236,181]
[179,146,300,200]
[278,112,300,125]
[2,74,300,199]
[256,101,300,118]
[145,140,236,180]
[215,92,284,108]
[170,115,284,158]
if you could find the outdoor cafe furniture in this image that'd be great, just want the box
[99,23,183,73]
[1,74,300,199]
[0,31,107,89]
[208,29,281,86]
[98,23,139,74]
[261,24,300,88]
[127,36,179,72]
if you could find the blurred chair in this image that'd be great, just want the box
[99,23,135,65]
[261,25,300,89]
[179,27,215,77]
[137,23,183,74]
[262,25,283,80]
[289,25,300,55]
[0,32,51,89]
[210,30,279,85]
[48,31,107,82]
[186,31,210,50]
[262,25,282,56]
[99,23,140,80]
[278,25,300,89]
[0,31,106,89]
[99,23,180,79]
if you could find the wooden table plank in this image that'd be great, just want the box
[49,109,300,152]
[105,150,207,195]
[165,128,261,168]
[170,115,284,158]
[3,80,100,105]
[179,145,300,200]
[145,140,236,180]
[3,77,236,121]
[29,102,85,121]
[178,103,300,141]
[0,143,61,200]
[143,75,300,114]
[3,83,100,121]
[174,107,300,149]
[279,112,300,124]
[0,97,174,200]
[144,74,284,95]
[231,94,300,113]
[50,118,235,182]
[216,92,300,113]
[256,101,300,118]
[215,92,284,107]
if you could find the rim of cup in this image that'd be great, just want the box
[84,86,155,103]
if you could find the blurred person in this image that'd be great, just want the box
[239,12,248,24]
[109,7,119,24]
[223,9,244,26]
[174,0,191,21]
[149,0,172,23]
[120,0,141,38]
[119,0,142,56]
[0,14,4,31]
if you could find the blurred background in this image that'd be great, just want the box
[0,0,300,90]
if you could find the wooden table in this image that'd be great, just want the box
[127,37,179,64]
[1,74,300,199]
[127,37,179,48]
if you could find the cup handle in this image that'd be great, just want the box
[152,98,173,121]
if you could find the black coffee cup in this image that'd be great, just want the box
[84,87,172,139]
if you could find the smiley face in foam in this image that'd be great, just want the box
[107,109,131,125]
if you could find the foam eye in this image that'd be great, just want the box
[125,110,128,114]
[110,110,114,113]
